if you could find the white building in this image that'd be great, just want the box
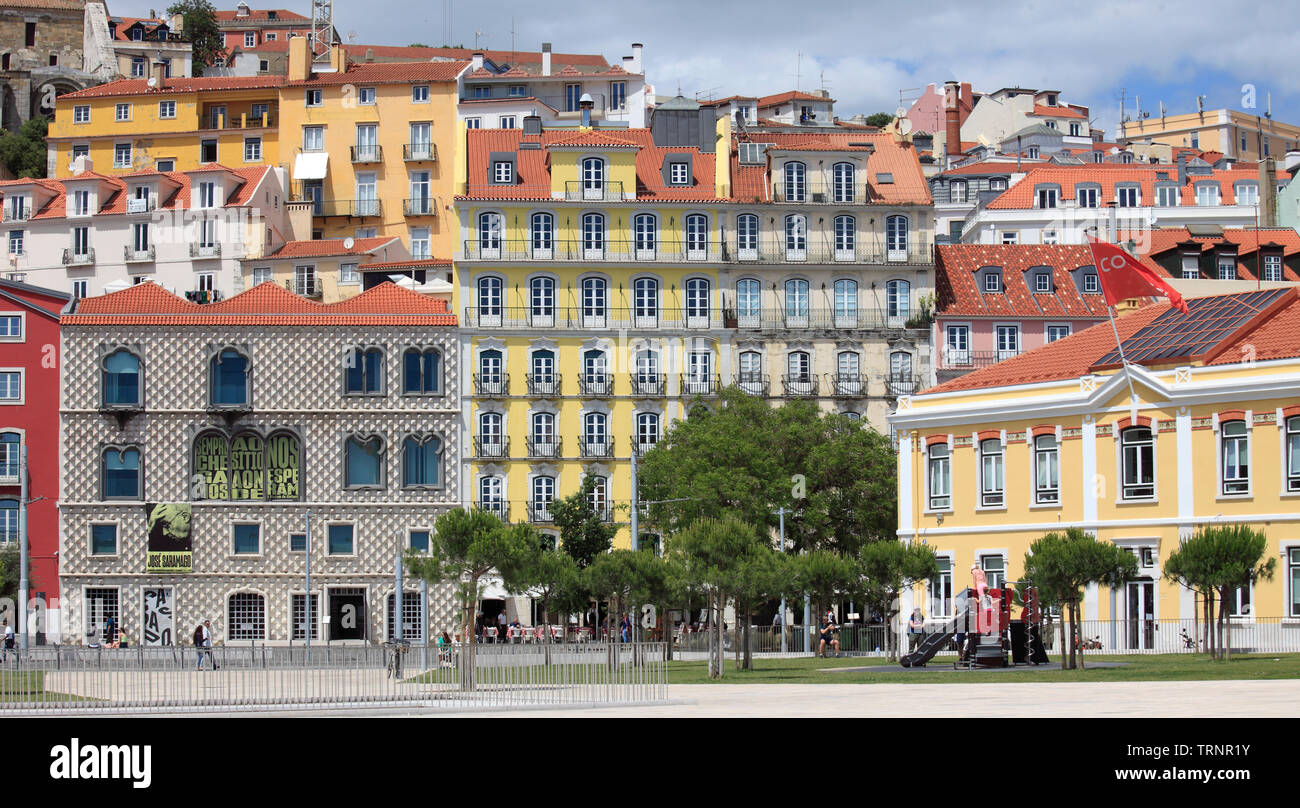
[0,159,292,299]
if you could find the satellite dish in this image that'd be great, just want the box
[897,118,913,135]
[147,76,157,88]
[343,236,355,250]
[895,106,906,118]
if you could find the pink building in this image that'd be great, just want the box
[935,244,1109,383]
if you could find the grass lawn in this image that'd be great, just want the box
[665,653,1300,685]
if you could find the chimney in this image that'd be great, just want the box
[943,80,961,165]
[960,82,972,114]
[622,55,633,72]
[579,93,594,128]
[631,43,643,74]
[169,12,183,32]
[288,35,311,82]
[523,114,542,135]
[471,52,484,71]
[541,42,551,76]
[328,43,348,73]
[1259,158,1278,227]
[364,48,374,62]
[150,59,166,89]
[72,154,93,175]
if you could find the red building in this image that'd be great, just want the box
[0,279,68,642]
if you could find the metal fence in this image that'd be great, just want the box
[0,642,667,715]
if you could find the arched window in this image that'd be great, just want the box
[736,213,759,259]
[228,593,266,640]
[784,278,809,322]
[477,412,504,457]
[402,348,441,394]
[581,212,605,254]
[477,349,504,395]
[581,277,606,326]
[836,351,861,395]
[736,278,761,326]
[530,212,553,254]
[890,350,913,381]
[529,276,554,322]
[786,351,812,395]
[886,214,909,259]
[402,436,442,486]
[102,447,141,499]
[833,215,856,260]
[530,349,556,394]
[582,157,605,198]
[477,276,503,318]
[738,350,764,394]
[587,474,609,517]
[344,347,383,394]
[532,476,555,521]
[344,436,383,487]
[583,411,608,455]
[784,214,807,259]
[685,278,710,325]
[102,349,141,407]
[0,432,18,481]
[0,498,16,543]
[636,411,660,451]
[634,349,659,394]
[783,161,806,202]
[478,475,504,516]
[887,279,911,320]
[685,213,708,258]
[478,211,503,253]
[582,348,608,395]
[832,162,855,202]
[530,412,555,453]
[633,277,659,325]
[633,213,657,256]
[833,279,857,325]
[1120,427,1155,500]
[210,348,249,407]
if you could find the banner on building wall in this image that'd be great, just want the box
[193,429,301,501]
[265,431,301,499]
[141,588,174,646]
[145,503,193,573]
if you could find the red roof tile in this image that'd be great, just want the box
[63,281,455,326]
[268,237,399,259]
[1,165,271,219]
[729,131,931,205]
[1032,104,1087,119]
[1129,227,1300,282]
[58,76,284,100]
[757,90,834,107]
[214,8,309,22]
[285,60,469,86]
[936,244,1111,319]
[985,164,1288,209]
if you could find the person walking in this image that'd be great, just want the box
[2,620,13,661]
[194,619,218,671]
[908,608,926,652]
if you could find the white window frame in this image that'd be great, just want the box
[231,520,263,556]
[1032,432,1060,506]
[1045,323,1071,343]
[412,85,430,103]
[926,441,952,513]
[1118,425,1157,502]
[0,368,24,405]
[158,100,176,119]
[0,312,24,342]
[1217,418,1251,498]
[978,436,1005,509]
[74,105,90,124]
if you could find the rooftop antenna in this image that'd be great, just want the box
[790,50,802,92]
[510,16,516,63]
[310,0,334,56]
[474,29,484,49]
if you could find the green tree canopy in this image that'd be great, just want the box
[551,473,617,568]
[864,112,895,128]
[0,116,49,178]
[167,0,224,75]
[1165,524,1275,660]
[857,540,940,658]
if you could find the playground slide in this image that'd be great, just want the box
[900,589,973,668]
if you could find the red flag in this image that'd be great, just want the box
[1086,236,1189,313]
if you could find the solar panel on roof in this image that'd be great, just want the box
[1094,288,1290,367]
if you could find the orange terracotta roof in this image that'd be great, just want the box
[214,8,309,22]
[110,17,172,42]
[58,75,284,100]
[63,281,456,326]
[729,131,931,205]
[1033,104,1087,119]
[547,131,640,148]
[935,244,1112,319]
[985,165,1288,209]
[757,90,834,107]
[267,237,399,259]
[1130,227,1300,282]
[938,161,1022,177]
[360,259,453,269]
[1,165,272,220]
[285,60,469,85]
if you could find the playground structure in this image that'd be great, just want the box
[901,566,1050,668]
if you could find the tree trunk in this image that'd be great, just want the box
[1058,611,1068,670]
[543,603,552,666]
[1075,602,1085,670]
[743,604,753,670]
[1067,600,1077,670]
[1218,586,1231,662]
[733,597,741,670]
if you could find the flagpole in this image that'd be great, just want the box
[1105,303,1139,418]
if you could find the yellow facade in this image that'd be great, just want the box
[891,354,1300,640]
[48,85,281,177]
[1119,109,1300,162]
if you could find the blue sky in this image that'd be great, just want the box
[116,0,1300,141]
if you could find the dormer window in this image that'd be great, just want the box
[1234,182,1259,205]
[1083,273,1099,293]
[989,178,1007,191]
[131,27,144,41]
[1217,253,1237,280]
[1077,185,1099,208]
[983,270,1002,293]
[738,142,767,164]
[1035,185,1058,208]
[1195,183,1220,206]
[493,161,513,183]
[949,180,967,203]
[1263,253,1283,282]
[1181,253,1200,279]
[1033,270,1052,293]
[1116,185,1140,207]
[1155,184,1180,206]
[72,189,91,216]
[197,181,217,208]
[669,162,690,185]
[1046,94,1057,106]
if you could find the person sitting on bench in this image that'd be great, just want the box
[818,618,840,658]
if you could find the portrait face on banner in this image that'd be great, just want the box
[145,503,193,573]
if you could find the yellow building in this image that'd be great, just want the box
[889,288,1300,648]
[279,39,467,259]
[1120,108,1300,162]
[456,120,729,548]
[48,67,283,177]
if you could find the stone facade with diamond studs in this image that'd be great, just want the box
[58,281,463,646]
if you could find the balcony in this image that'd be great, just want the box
[578,438,614,459]
[527,501,555,523]
[886,374,922,396]
[476,501,510,521]
[829,373,865,397]
[189,243,221,258]
[578,374,613,397]
[525,374,561,396]
[629,373,665,397]
[733,374,770,396]
[350,145,383,163]
[403,143,438,161]
[630,436,659,457]
[473,436,510,459]
[288,278,322,298]
[680,374,720,397]
[526,437,562,458]
[771,178,870,204]
[208,110,275,130]
[473,373,509,397]
[563,180,626,202]
[781,375,819,397]
[2,208,30,223]
[734,308,919,332]
[122,244,154,262]
[463,307,723,331]
[317,199,382,218]
[937,349,1009,371]
[403,197,436,216]
[184,289,223,303]
[461,238,933,266]
[0,462,18,485]
[62,248,95,266]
